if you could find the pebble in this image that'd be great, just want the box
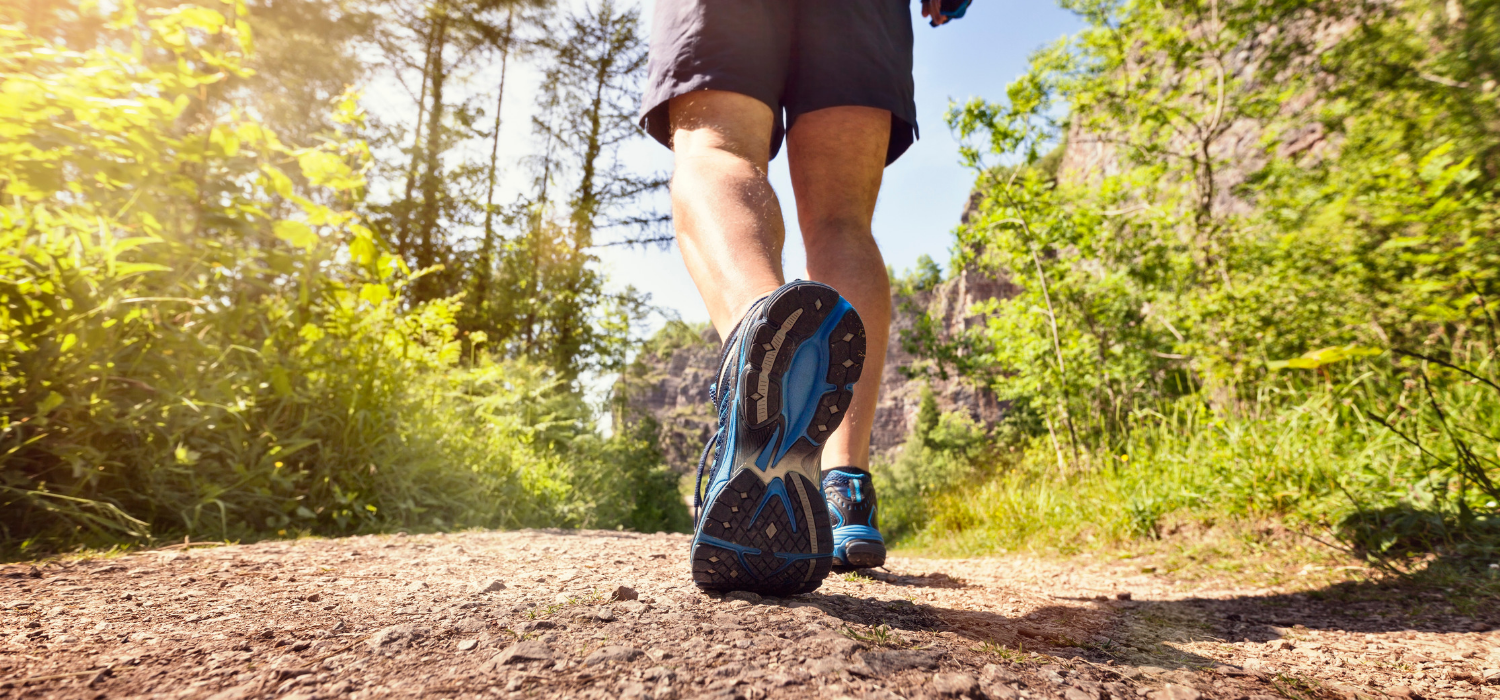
[1153,684,1202,700]
[457,639,478,651]
[725,590,761,604]
[618,600,648,614]
[367,624,426,650]
[452,617,487,633]
[492,640,553,665]
[1241,658,1279,675]
[475,579,506,593]
[931,672,978,696]
[584,645,642,666]
[858,649,939,676]
[807,656,848,675]
[611,585,638,601]
[517,620,556,633]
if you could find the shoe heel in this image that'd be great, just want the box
[691,281,865,595]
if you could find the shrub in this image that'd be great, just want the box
[0,0,688,554]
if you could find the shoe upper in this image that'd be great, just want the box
[822,467,883,543]
[692,296,768,523]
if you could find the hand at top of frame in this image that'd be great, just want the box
[922,0,971,27]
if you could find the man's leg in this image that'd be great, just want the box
[786,106,892,472]
[669,91,786,338]
[671,90,864,593]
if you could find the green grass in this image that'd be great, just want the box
[880,362,1500,574]
[842,624,905,648]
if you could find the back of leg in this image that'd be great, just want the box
[786,106,893,471]
[670,90,787,339]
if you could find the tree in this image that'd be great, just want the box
[926,0,1500,454]
[366,0,540,302]
[242,0,377,148]
[530,0,668,247]
[461,0,663,381]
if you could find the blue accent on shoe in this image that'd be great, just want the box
[833,525,883,545]
[771,299,853,465]
[750,477,799,535]
[823,467,886,569]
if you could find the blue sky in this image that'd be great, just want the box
[598,1,1086,329]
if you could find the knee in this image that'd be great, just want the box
[803,219,878,257]
[673,128,768,176]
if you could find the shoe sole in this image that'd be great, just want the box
[832,539,887,572]
[691,282,866,596]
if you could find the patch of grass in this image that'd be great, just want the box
[883,368,1499,580]
[840,571,875,584]
[842,624,905,648]
[1270,674,1335,700]
[527,600,572,619]
[972,641,1026,662]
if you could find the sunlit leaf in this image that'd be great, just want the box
[37,391,65,416]
[358,283,390,305]
[273,220,317,251]
[296,150,358,190]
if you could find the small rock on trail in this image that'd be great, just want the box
[1,529,1495,699]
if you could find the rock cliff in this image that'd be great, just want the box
[617,267,1015,474]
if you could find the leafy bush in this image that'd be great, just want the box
[873,387,1001,541]
[0,0,687,554]
[892,0,1500,561]
[889,354,1500,561]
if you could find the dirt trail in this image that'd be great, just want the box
[2,530,1496,700]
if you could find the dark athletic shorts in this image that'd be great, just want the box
[639,0,919,166]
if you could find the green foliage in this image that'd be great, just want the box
[896,363,1500,560]
[890,254,944,297]
[0,0,686,553]
[933,0,1500,431]
[894,0,1500,561]
[872,387,999,542]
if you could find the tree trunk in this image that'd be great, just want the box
[414,0,451,300]
[571,59,608,249]
[395,19,440,257]
[476,8,514,313]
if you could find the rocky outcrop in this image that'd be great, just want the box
[873,267,1017,455]
[614,325,721,475]
[618,268,1017,474]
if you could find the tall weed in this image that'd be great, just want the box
[887,359,1499,561]
[0,1,687,554]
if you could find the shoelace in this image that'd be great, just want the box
[693,378,737,523]
[692,405,720,524]
[692,294,769,525]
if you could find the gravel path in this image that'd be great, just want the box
[2,529,1496,699]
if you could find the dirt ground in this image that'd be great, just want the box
[2,529,1496,700]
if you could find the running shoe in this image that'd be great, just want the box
[824,467,886,570]
[690,280,867,596]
